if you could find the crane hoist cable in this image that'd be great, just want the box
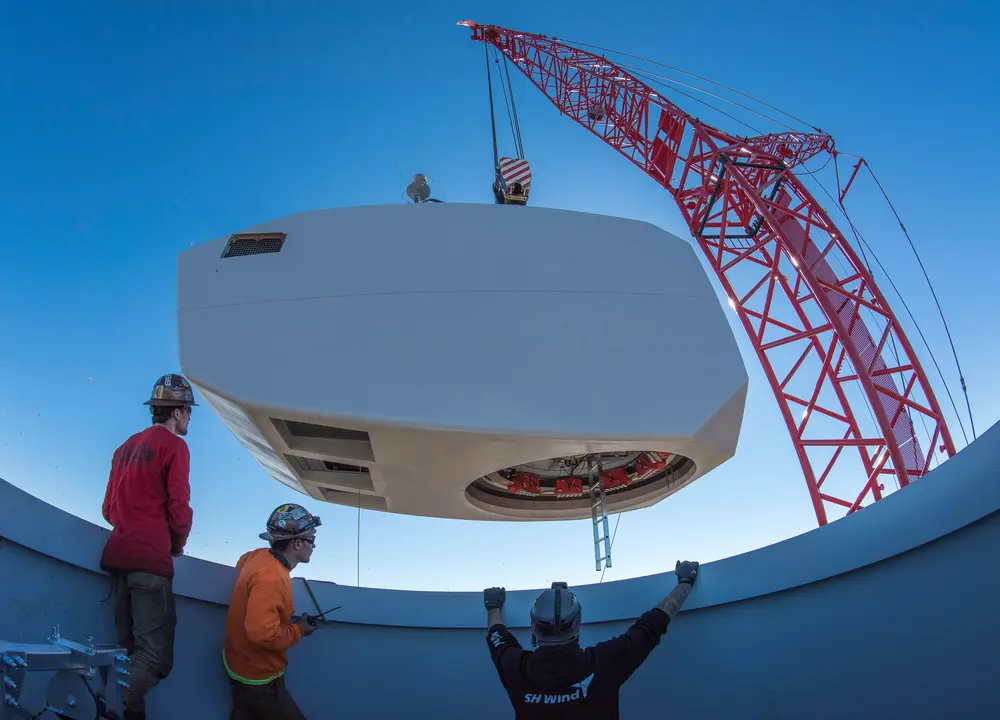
[483,43,531,205]
[541,32,977,447]
[495,46,525,159]
[461,21,962,530]
[485,42,499,170]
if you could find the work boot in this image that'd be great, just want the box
[123,708,146,720]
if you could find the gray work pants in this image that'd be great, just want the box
[113,571,177,713]
[229,675,307,720]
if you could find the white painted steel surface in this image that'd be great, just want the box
[177,204,748,519]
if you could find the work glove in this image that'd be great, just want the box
[675,560,699,586]
[484,586,506,610]
[296,614,318,636]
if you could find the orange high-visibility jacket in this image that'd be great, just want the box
[223,548,304,683]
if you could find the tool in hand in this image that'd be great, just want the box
[311,605,342,621]
[292,605,342,626]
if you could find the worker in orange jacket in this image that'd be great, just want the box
[223,503,322,720]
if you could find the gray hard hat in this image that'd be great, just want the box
[530,582,582,647]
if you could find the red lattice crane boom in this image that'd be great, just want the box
[461,21,957,525]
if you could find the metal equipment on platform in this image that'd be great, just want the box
[1,626,128,719]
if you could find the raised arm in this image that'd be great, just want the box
[485,587,506,630]
[592,560,700,684]
[655,560,699,621]
[483,586,523,683]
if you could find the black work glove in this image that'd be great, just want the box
[484,586,506,610]
[675,560,699,586]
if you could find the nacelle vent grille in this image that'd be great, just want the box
[221,232,286,258]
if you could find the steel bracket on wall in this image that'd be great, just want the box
[1,625,128,719]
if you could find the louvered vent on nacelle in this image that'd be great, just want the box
[221,232,286,259]
[287,454,370,475]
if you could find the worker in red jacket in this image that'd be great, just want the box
[100,373,197,720]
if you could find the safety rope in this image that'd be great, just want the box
[356,485,362,587]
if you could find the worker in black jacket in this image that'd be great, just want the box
[483,560,699,718]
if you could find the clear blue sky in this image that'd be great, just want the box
[2,1,997,592]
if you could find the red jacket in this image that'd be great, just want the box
[101,425,193,578]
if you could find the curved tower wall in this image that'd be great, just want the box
[1,421,997,717]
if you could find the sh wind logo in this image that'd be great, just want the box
[524,674,594,705]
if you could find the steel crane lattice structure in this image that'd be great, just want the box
[460,21,957,526]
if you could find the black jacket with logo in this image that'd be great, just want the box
[486,607,670,719]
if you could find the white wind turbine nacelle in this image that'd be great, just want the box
[177,203,748,520]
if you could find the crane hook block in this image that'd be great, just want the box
[493,157,532,206]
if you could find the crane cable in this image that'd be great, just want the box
[485,42,499,170]
[805,168,972,449]
[556,36,824,134]
[502,50,526,158]
[616,61,800,134]
[617,51,943,463]
[621,63,766,136]
[490,46,525,159]
[562,34,976,449]
[841,156,976,442]
[485,44,527,168]
[519,31,975,451]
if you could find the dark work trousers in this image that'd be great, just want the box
[229,676,307,720]
[113,571,177,713]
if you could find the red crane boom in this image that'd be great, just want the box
[461,22,956,525]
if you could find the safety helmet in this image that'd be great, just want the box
[143,374,198,407]
[259,503,322,543]
[530,582,582,647]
